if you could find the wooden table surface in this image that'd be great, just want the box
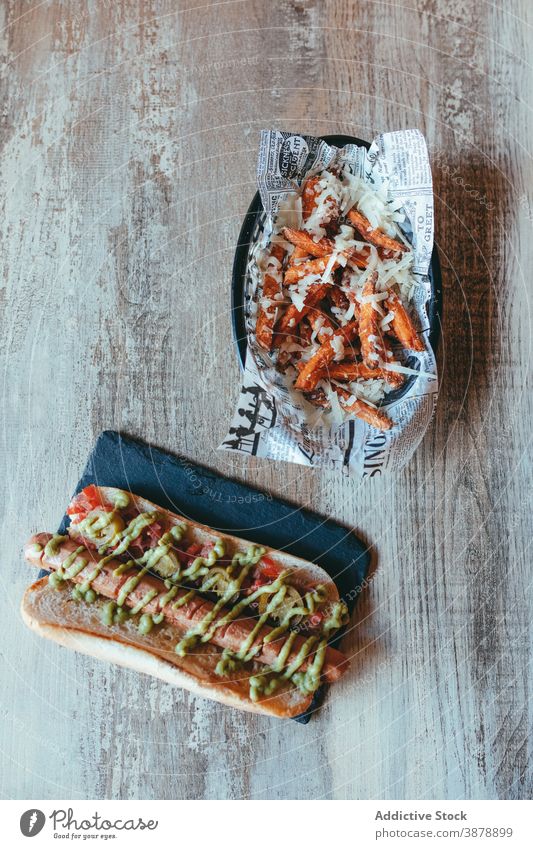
[1,0,531,801]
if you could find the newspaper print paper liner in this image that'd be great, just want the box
[221,129,438,476]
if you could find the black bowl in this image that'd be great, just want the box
[231,133,442,400]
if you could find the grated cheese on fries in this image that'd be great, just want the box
[254,162,425,432]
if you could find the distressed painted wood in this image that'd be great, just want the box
[0,0,531,800]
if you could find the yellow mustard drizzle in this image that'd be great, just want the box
[248,636,325,702]
[101,601,130,626]
[249,674,279,701]
[234,584,288,662]
[71,551,118,602]
[75,510,117,539]
[158,581,179,608]
[172,546,332,697]
[117,566,149,607]
[171,589,196,610]
[103,529,191,632]
[200,565,329,698]
[232,589,334,700]
[270,631,297,671]
[73,508,161,556]
[63,549,88,579]
[215,648,242,677]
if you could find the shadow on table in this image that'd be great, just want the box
[429,151,507,445]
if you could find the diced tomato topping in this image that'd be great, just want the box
[177,543,202,566]
[145,521,165,546]
[258,556,282,580]
[127,520,165,557]
[309,610,326,628]
[66,485,111,519]
[248,556,283,591]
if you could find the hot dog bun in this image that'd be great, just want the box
[22,486,350,719]
[21,578,313,718]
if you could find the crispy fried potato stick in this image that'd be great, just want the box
[347,208,406,253]
[302,175,321,221]
[284,255,333,284]
[283,228,370,270]
[256,244,285,350]
[282,227,333,258]
[307,310,336,343]
[335,386,393,431]
[286,245,309,269]
[328,285,350,311]
[310,358,403,388]
[323,362,387,381]
[380,339,406,389]
[294,321,359,392]
[302,380,392,429]
[359,272,386,369]
[272,282,331,346]
[385,287,424,352]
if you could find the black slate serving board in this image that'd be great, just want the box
[50,430,370,722]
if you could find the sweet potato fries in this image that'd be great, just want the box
[254,165,425,431]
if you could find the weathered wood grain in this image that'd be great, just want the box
[0,0,531,800]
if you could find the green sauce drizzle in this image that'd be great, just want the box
[48,502,336,698]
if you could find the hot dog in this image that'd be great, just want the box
[22,486,351,719]
[24,533,348,684]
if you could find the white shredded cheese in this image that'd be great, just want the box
[339,163,406,236]
[381,361,436,380]
[348,377,385,406]
[310,315,325,344]
[344,300,356,321]
[360,291,388,304]
[320,250,340,285]
[323,381,346,423]
[288,272,321,312]
[330,334,345,361]
[304,171,341,237]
